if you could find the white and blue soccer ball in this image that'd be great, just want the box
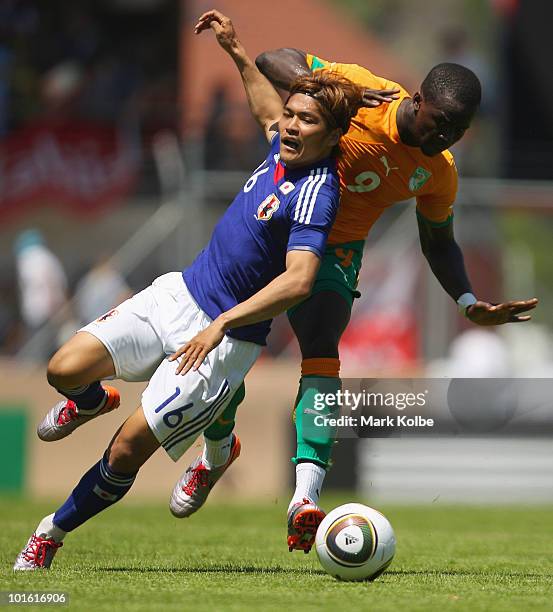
[315,503,396,581]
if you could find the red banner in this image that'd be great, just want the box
[340,310,419,370]
[0,122,141,222]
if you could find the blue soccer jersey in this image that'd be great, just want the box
[184,134,340,345]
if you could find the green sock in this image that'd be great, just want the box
[204,382,245,441]
[294,375,341,469]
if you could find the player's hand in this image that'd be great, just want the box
[361,88,400,108]
[194,9,238,53]
[168,320,226,376]
[465,298,538,326]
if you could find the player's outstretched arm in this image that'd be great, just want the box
[417,214,538,325]
[256,48,310,91]
[169,250,321,374]
[195,10,283,142]
[256,48,399,107]
[464,298,538,325]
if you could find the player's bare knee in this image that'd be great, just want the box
[106,436,139,473]
[46,348,85,389]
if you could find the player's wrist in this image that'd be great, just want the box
[457,292,477,318]
[215,313,232,333]
[228,39,247,62]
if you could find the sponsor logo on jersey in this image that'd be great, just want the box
[96,308,118,323]
[409,166,432,191]
[279,181,295,195]
[333,263,349,284]
[379,155,399,176]
[255,193,280,221]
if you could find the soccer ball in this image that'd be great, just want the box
[315,503,396,581]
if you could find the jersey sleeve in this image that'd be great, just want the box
[286,172,339,259]
[270,131,280,152]
[416,156,458,226]
[306,53,399,93]
[306,53,332,72]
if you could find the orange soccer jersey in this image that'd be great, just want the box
[306,54,458,245]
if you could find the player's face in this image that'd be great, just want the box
[279,94,340,167]
[414,95,474,156]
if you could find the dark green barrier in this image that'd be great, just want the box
[0,408,27,492]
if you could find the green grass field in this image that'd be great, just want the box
[1,496,552,611]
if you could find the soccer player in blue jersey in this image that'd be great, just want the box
[14,10,366,570]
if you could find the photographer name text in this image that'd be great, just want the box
[314,415,435,428]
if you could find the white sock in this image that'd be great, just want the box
[36,513,67,543]
[202,434,233,469]
[288,463,326,513]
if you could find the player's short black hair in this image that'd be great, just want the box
[421,62,481,111]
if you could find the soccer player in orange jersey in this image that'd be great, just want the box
[249,49,538,553]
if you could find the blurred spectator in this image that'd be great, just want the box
[40,60,85,121]
[13,229,68,357]
[74,257,132,325]
[0,1,178,213]
[203,83,268,171]
[0,41,13,136]
[426,329,510,378]
[3,1,177,133]
[204,84,232,169]
[440,26,495,111]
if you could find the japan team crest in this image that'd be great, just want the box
[255,193,280,221]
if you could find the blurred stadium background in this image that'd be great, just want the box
[1,0,552,506]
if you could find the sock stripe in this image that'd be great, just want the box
[101,473,135,488]
[65,385,90,395]
[99,460,136,486]
[301,358,340,378]
[100,460,136,482]
[60,381,107,411]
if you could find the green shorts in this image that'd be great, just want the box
[288,240,365,317]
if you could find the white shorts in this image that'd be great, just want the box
[80,272,261,461]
